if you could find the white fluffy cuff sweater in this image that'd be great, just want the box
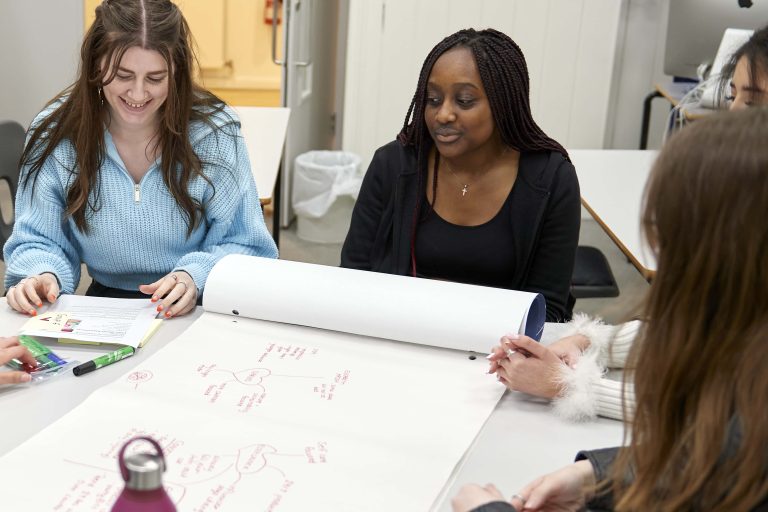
[551,314,640,422]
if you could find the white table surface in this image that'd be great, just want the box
[233,106,290,203]
[0,301,623,509]
[570,149,659,279]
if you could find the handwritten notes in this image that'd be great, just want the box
[0,312,504,510]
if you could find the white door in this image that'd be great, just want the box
[277,0,343,228]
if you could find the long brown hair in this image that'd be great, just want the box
[21,0,228,236]
[611,108,768,510]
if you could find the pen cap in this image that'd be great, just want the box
[118,436,167,491]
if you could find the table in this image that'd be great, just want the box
[639,82,714,149]
[233,106,290,244]
[570,149,658,280]
[0,302,623,510]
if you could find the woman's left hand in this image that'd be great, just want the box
[451,483,509,512]
[492,335,566,399]
[139,271,197,318]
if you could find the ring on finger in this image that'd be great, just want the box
[511,494,526,506]
[177,281,188,292]
[171,273,178,282]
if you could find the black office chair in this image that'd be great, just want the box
[571,245,619,299]
[0,120,25,260]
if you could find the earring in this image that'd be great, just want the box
[98,87,104,105]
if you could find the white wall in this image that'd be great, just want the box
[608,0,670,150]
[342,0,626,172]
[0,0,83,127]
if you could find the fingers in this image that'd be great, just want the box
[0,336,19,349]
[163,286,196,318]
[503,335,559,363]
[482,483,504,500]
[0,371,32,385]
[517,476,545,509]
[148,272,197,318]
[486,346,507,374]
[6,274,52,316]
[138,276,164,296]
[43,274,60,304]
[0,345,37,368]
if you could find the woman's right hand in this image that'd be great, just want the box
[0,337,36,384]
[518,460,596,511]
[6,273,60,316]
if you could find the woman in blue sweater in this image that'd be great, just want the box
[3,0,277,318]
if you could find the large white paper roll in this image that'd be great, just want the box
[204,255,545,353]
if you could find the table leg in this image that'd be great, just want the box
[640,90,663,150]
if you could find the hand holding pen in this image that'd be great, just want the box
[0,336,37,384]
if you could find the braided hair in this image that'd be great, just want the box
[397,28,568,275]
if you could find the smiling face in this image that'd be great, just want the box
[424,47,498,160]
[728,55,768,110]
[101,46,170,132]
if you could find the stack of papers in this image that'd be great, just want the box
[19,295,162,349]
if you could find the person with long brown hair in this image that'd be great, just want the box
[340,28,580,322]
[486,25,768,423]
[453,107,768,511]
[3,0,277,318]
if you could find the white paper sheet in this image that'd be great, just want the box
[18,295,158,348]
[204,255,546,352]
[0,313,504,511]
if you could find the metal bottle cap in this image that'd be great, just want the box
[123,452,166,491]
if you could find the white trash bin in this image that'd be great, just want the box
[292,151,362,244]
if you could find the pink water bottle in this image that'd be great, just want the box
[111,436,176,512]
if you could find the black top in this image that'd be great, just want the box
[414,189,516,289]
[340,140,581,322]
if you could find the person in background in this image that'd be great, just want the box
[3,0,277,318]
[341,28,580,322]
[721,24,768,110]
[488,24,768,422]
[456,107,768,511]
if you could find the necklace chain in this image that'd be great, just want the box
[443,161,473,197]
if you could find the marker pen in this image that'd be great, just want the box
[18,335,66,369]
[73,346,135,377]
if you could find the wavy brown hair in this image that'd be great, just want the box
[610,108,768,510]
[21,0,228,236]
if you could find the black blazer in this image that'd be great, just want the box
[341,140,580,322]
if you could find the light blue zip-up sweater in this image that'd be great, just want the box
[3,103,278,294]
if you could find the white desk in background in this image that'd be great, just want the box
[570,149,658,281]
[233,106,290,207]
[0,302,622,510]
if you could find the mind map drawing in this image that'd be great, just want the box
[55,428,328,512]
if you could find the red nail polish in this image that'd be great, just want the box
[30,310,37,317]
[151,296,158,303]
[156,305,163,312]
[164,311,171,318]
[37,302,43,307]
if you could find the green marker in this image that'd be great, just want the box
[17,335,66,371]
[72,346,135,377]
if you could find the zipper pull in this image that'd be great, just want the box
[134,184,141,202]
